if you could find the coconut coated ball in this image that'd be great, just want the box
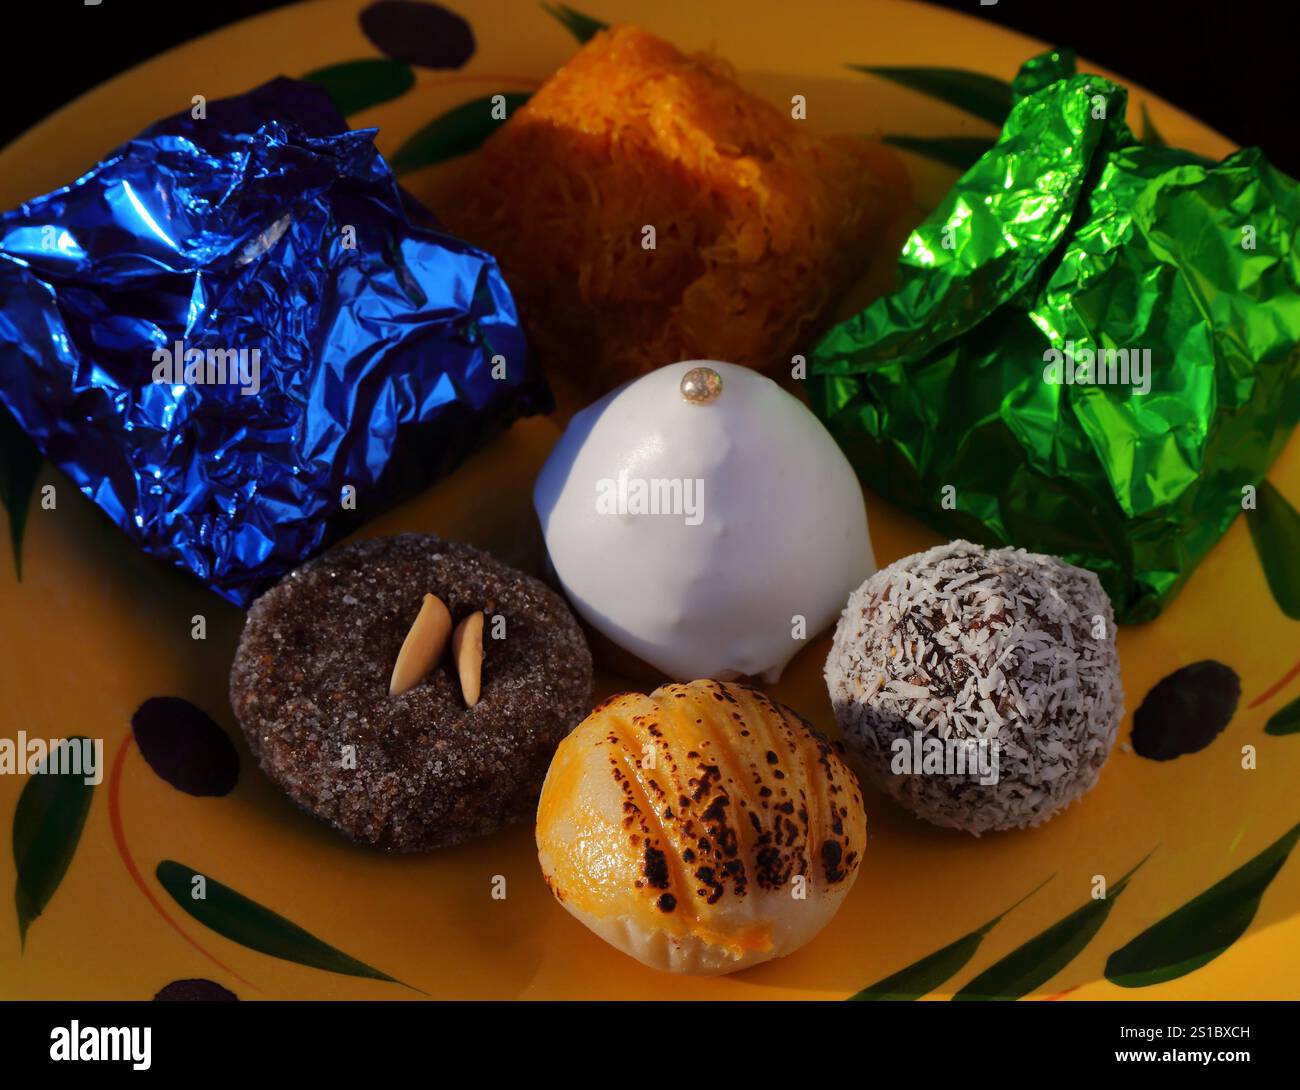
[825,540,1123,834]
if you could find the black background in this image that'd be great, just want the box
[0,999,1289,1074]
[1,0,1297,174]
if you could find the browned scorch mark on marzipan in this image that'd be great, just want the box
[1249,656,1300,709]
[107,734,257,991]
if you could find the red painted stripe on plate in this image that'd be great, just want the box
[107,733,257,991]
[1042,983,1082,1001]
[1249,655,1300,709]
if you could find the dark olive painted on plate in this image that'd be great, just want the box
[359,1,475,70]
[131,697,240,797]
[153,978,239,1001]
[1131,660,1240,761]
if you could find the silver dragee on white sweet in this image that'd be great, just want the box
[534,360,874,681]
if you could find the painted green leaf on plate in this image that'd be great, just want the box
[304,58,415,115]
[1138,102,1167,147]
[850,66,1012,127]
[851,876,1052,1001]
[541,3,608,44]
[390,93,532,174]
[0,405,42,580]
[953,852,1151,1001]
[1105,822,1300,988]
[1265,694,1300,735]
[155,860,411,988]
[881,135,995,172]
[13,738,95,949]
[1246,480,1300,620]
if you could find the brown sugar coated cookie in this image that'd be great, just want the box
[230,534,593,851]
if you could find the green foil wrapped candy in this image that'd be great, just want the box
[809,53,1300,623]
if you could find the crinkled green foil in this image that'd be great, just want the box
[809,51,1300,623]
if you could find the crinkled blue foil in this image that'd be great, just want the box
[0,78,548,606]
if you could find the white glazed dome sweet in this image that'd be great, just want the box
[534,361,874,682]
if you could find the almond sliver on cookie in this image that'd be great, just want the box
[390,593,452,696]
[452,611,485,707]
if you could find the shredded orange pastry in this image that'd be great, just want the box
[442,25,907,399]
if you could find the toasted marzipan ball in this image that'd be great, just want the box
[536,680,866,975]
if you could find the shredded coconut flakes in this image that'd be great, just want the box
[824,539,1124,835]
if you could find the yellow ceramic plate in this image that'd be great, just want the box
[3,0,1298,1001]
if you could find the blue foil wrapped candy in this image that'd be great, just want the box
[0,78,548,606]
